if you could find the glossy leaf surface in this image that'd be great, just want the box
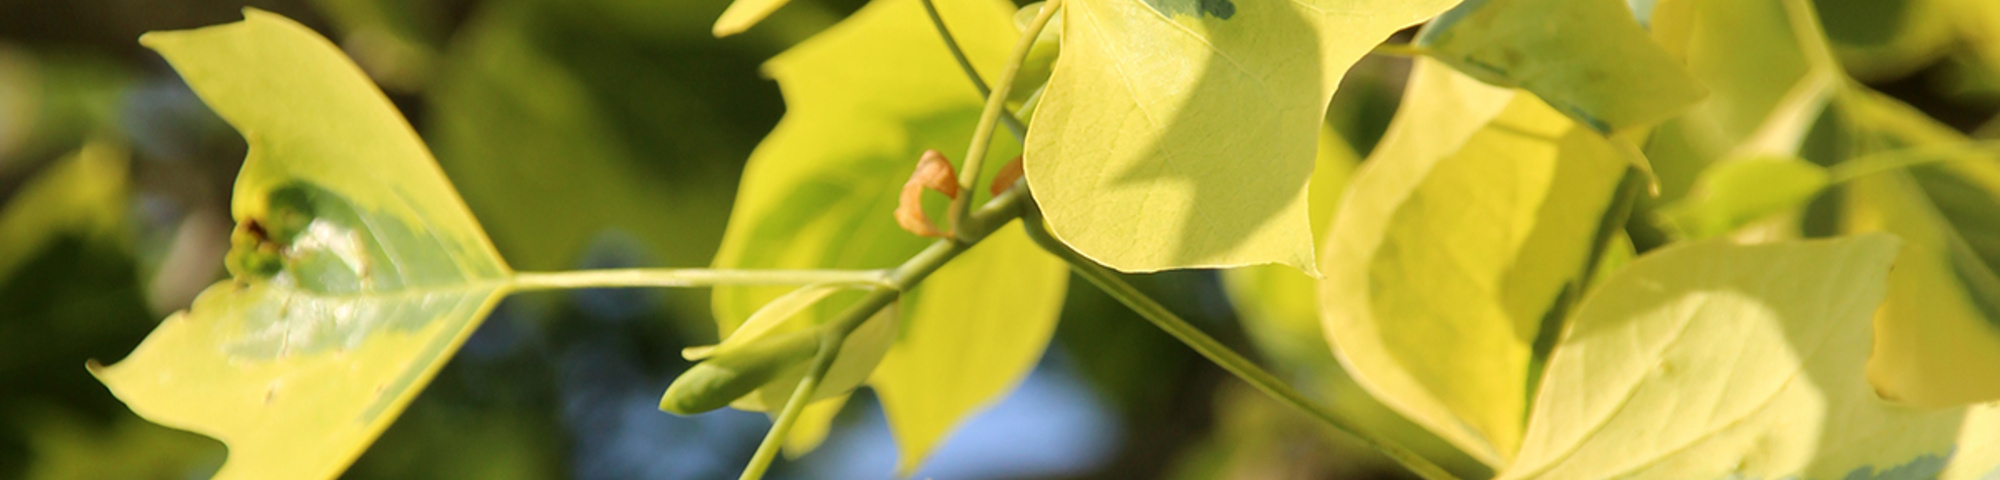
[1501,235,2000,480]
[1320,58,1626,465]
[91,11,512,480]
[709,0,1068,469]
[1023,0,1461,273]
[1417,0,1706,133]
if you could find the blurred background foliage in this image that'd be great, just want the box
[1,0,1996,478]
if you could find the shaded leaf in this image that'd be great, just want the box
[1644,0,1839,202]
[1502,234,2000,480]
[1836,90,2000,407]
[1023,0,1461,273]
[91,11,512,480]
[1417,0,1707,133]
[1658,155,1830,240]
[1321,58,1627,465]
[709,0,1068,470]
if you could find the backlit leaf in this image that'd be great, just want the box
[1417,0,1707,133]
[1501,235,2000,480]
[1320,58,1627,466]
[709,0,1068,470]
[90,11,512,480]
[1022,0,1461,273]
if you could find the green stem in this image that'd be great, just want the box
[733,186,1027,480]
[509,268,892,291]
[1824,140,2000,184]
[737,335,836,480]
[948,0,1061,242]
[919,0,1028,142]
[1017,199,1462,480]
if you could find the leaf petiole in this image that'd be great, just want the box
[509,268,893,291]
[946,0,1061,242]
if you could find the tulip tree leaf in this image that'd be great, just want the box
[1417,0,1707,134]
[1023,0,1460,273]
[710,0,1068,470]
[1320,58,1627,466]
[1643,0,1839,202]
[1657,155,1830,240]
[89,10,513,480]
[1220,124,1357,368]
[1499,235,2000,480]
[1837,90,2000,408]
[713,0,791,37]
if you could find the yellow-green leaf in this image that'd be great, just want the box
[1658,155,1830,240]
[1320,58,1627,465]
[90,10,512,480]
[1836,90,2000,407]
[1416,0,1708,133]
[1022,0,1461,273]
[708,0,1068,470]
[871,222,1067,475]
[1220,124,1357,367]
[1644,0,1839,202]
[1501,235,2000,480]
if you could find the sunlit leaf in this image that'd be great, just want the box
[1501,235,2000,480]
[1836,90,2000,407]
[90,11,513,480]
[708,0,1068,470]
[1658,155,1829,240]
[1644,0,1839,202]
[1220,124,1356,368]
[1022,0,1461,273]
[1320,58,1627,465]
[1416,0,1707,134]
[1218,123,1494,478]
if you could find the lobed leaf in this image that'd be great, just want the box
[1022,0,1461,273]
[708,0,1068,470]
[1501,235,2000,480]
[91,10,513,480]
[1417,0,1707,134]
[1319,58,1627,466]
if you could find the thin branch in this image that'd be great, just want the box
[1017,198,1463,480]
[919,0,1027,141]
[947,0,1062,243]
